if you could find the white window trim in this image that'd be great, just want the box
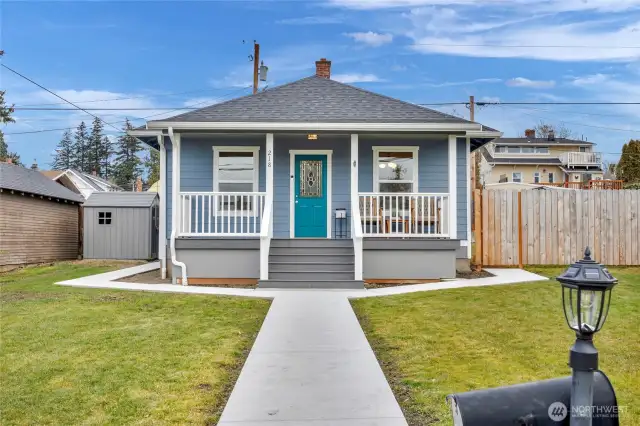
[212,146,261,215]
[548,172,555,183]
[512,172,523,183]
[533,172,541,183]
[372,146,419,193]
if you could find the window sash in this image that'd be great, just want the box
[373,147,419,193]
[533,173,540,183]
[213,147,260,211]
[512,173,522,183]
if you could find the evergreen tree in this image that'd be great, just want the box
[87,117,104,175]
[100,135,113,180]
[72,121,89,172]
[112,119,143,189]
[143,148,160,185]
[616,140,640,184]
[52,130,74,170]
[0,89,22,166]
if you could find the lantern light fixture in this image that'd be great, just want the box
[557,247,618,336]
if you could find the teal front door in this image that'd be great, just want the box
[294,154,328,238]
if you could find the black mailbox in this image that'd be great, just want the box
[447,371,619,425]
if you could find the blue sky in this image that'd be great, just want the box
[2,0,640,167]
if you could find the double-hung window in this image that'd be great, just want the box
[512,172,522,183]
[373,147,418,193]
[213,147,260,212]
[533,172,541,183]
[548,172,555,183]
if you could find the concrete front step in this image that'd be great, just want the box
[270,238,353,248]
[269,271,355,280]
[269,254,353,263]
[270,261,354,273]
[258,280,365,289]
[270,247,354,256]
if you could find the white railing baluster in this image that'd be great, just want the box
[356,192,450,239]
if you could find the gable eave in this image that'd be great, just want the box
[146,121,486,132]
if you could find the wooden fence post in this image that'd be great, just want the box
[474,189,483,270]
[517,191,523,269]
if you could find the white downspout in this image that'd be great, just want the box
[158,135,167,279]
[168,127,188,285]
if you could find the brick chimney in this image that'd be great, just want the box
[524,129,535,138]
[135,176,143,192]
[315,58,331,79]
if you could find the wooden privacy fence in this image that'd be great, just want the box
[474,189,640,266]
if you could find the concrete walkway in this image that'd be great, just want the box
[218,292,407,425]
[57,265,548,425]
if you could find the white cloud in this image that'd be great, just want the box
[333,73,383,83]
[571,73,610,85]
[276,15,344,25]
[329,0,640,13]
[506,77,556,88]
[345,31,394,46]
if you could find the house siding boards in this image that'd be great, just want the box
[0,193,79,267]
[165,133,468,240]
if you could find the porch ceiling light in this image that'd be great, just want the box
[557,247,617,336]
[308,134,318,140]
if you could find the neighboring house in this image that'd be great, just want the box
[146,181,159,193]
[129,58,500,287]
[480,129,605,187]
[0,162,84,269]
[83,192,159,260]
[40,169,122,199]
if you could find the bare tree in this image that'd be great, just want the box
[534,121,573,139]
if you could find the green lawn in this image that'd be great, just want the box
[352,267,640,426]
[0,262,270,425]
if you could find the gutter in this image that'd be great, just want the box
[167,127,188,285]
[146,121,485,132]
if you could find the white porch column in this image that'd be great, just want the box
[158,135,167,279]
[448,135,458,239]
[466,136,471,258]
[266,133,274,233]
[351,133,363,280]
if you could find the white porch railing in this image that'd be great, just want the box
[559,152,602,167]
[357,193,450,238]
[179,192,267,236]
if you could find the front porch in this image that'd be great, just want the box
[165,132,468,284]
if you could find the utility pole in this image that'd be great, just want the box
[253,42,260,94]
[469,95,475,122]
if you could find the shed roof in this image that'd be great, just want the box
[0,163,84,203]
[84,192,158,208]
[151,76,474,125]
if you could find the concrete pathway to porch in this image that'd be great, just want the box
[57,266,547,425]
[217,291,408,426]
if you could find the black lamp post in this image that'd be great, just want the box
[557,247,618,426]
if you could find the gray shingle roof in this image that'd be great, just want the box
[84,192,158,208]
[0,163,84,203]
[151,76,472,124]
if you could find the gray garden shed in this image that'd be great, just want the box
[83,192,159,260]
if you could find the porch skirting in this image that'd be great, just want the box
[363,239,459,280]
[170,238,260,282]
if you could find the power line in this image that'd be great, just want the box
[495,104,640,134]
[412,42,640,49]
[2,63,122,132]
[418,102,640,106]
[5,85,252,136]
[13,88,227,107]
[14,107,204,111]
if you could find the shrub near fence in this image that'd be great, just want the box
[474,189,640,266]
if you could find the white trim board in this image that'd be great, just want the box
[289,149,333,239]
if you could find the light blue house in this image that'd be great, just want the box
[130,58,500,288]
